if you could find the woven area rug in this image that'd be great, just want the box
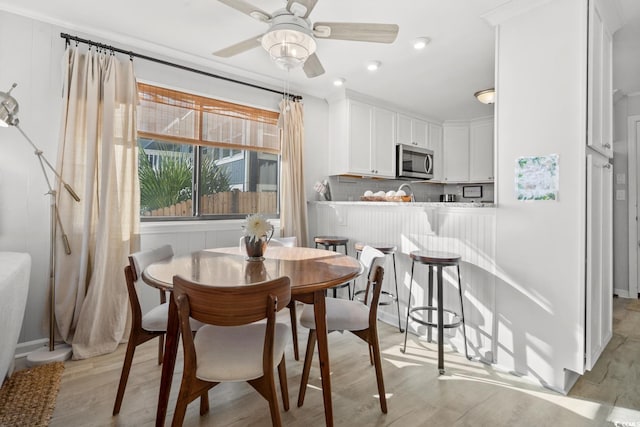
[0,362,64,427]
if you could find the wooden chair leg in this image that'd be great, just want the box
[158,334,164,365]
[370,334,387,414]
[171,381,192,427]
[266,376,283,427]
[249,374,283,427]
[288,301,299,361]
[297,329,317,407]
[368,343,374,366]
[277,355,289,411]
[113,337,138,415]
[199,391,209,415]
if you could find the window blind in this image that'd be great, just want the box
[137,83,281,154]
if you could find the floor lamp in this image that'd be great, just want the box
[0,83,80,365]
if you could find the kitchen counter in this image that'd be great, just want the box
[309,200,496,208]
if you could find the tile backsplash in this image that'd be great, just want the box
[318,176,494,203]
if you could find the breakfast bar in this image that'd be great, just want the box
[307,200,497,363]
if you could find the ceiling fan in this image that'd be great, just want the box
[213,0,399,78]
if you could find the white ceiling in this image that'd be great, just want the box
[0,0,638,121]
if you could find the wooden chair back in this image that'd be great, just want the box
[366,265,386,327]
[173,275,291,327]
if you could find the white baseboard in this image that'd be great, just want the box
[614,289,631,298]
[15,338,49,359]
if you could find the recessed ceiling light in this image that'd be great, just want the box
[366,61,381,71]
[333,78,346,87]
[412,37,430,50]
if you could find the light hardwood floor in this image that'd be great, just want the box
[49,298,640,426]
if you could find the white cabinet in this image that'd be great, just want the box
[443,120,494,183]
[329,98,396,178]
[469,120,495,181]
[585,152,613,369]
[443,125,469,182]
[372,107,396,177]
[397,114,428,148]
[587,0,613,158]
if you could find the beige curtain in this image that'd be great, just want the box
[55,46,140,359]
[278,99,308,247]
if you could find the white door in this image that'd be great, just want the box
[585,152,613,370]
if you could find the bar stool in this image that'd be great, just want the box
[314,236,351,298]
[353,242,403,333]
[401,250,470,374]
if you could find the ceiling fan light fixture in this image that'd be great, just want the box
[474,88,495,104]
[261,27,317,70]
[366,60,381,71]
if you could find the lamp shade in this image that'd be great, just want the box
[474,88,495,105]
[0,88,19,127]
[261,28,316,70]
[261,14,317,71]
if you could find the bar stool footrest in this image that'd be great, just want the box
[408,306,462,329]
[353,289,396,305]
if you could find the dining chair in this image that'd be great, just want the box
[171,274,292,427]
[297,246,388,413]
[113,245,202,416]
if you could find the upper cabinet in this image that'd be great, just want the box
[442,118,494,183]
[443,124,470,182]
[587,0,613,158]
[469,119,495,181]
[397,114,428,149]
[328,97,396,178]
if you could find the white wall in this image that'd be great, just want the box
[0,10,330,346]
[492,0,587,391]
[0,13,66,346]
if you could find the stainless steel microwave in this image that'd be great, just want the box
[396,144,434,179]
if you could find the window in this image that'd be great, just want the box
[136,84,280,219]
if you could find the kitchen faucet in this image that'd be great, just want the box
[397,183,415,202]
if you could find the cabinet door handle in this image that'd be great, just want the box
[604,143,612,149]
[602,163,611,169]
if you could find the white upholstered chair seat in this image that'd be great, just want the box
[194,323,290,382]
[300,298,369,332]
[141,302,204,332]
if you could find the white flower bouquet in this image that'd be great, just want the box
[243,214,273,242]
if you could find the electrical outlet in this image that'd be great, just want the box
[616,190,626,201]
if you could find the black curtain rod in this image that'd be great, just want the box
[60,33,302,101]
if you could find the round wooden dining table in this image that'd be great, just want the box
[142,246,363,427]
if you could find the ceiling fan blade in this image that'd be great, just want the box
[286,0,318,19]
[313,22,399,43]
[212,35,263,57]
[303,53,325,78]
[217,0,272,22]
